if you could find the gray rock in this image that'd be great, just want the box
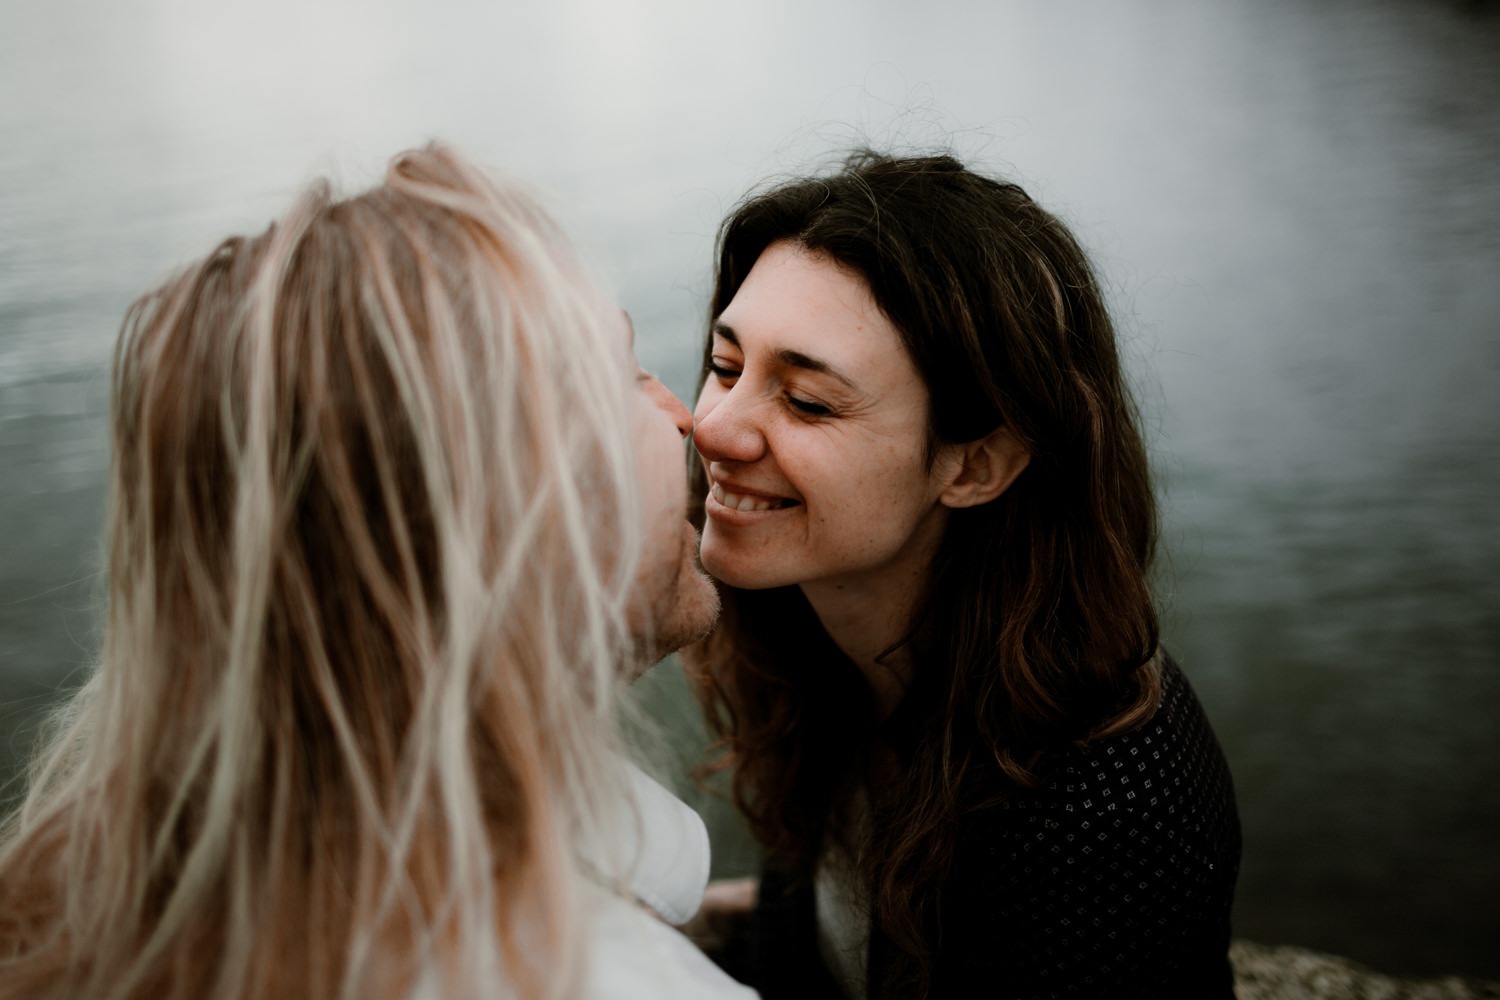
[1232,941,1500,1000]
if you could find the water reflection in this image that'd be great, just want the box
[2,0,1497,979]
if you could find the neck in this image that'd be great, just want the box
[799,517,945,720]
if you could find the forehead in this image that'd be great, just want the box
[718,242,911,373]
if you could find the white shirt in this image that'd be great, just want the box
[613,762,714,926]
[410,765,754,1000]
[581,890,757,1000]
[580,764,756,999]
[814,787,870,1000]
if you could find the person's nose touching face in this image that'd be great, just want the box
[623,308,720,660]
[690,371,766,466]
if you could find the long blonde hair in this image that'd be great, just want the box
[0,144,644,1000]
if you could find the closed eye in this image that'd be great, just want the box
[786,395,831,417]
[707,359,741,382]
[708,354,831,416]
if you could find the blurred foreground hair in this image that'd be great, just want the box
[0,144,643,1000]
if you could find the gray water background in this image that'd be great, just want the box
[2,0,1497,980]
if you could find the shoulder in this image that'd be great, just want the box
[977,655,1237,838]
[401,891,756,1000]
[949,653,1241,928]
[933,657,1240,996]
[581,891,760,1000]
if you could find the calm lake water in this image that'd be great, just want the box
[2,0,1497,980]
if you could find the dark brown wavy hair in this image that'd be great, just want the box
[683,151,1163,997]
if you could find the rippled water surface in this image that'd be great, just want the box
[2,0,1497,978]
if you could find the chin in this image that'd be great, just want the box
[673,567,722,645]
[701,551,784,592]
[632,566,722,667]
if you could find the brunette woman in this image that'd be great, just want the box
[685,152,1241,999]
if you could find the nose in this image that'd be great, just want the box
[645,376,693,439]
[692,382,765,463]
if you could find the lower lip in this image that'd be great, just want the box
[704,491,796,525]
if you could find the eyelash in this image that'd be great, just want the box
[707,360,832,418]
[787,395,831,417]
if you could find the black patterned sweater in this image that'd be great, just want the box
[725,655,1242,999]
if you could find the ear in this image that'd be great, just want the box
[937,426,1031,509]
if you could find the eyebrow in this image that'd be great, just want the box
[712,322,858,389]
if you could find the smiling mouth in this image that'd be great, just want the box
[711,482,799,513]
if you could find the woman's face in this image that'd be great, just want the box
[693,241,957,596]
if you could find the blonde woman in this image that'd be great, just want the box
[0,144,750,1000]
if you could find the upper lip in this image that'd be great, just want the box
[709,473,796,504]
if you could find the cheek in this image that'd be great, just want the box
[631,410,677,516]
[810,449,934,537]
[641,452,683,522]
[692,380,720,420]
[827,441,926,505]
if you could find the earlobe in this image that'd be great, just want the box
[938,426,1031,509]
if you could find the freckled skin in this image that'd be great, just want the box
[693,243,964,679]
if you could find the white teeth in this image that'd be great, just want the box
[712,482,784,513]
